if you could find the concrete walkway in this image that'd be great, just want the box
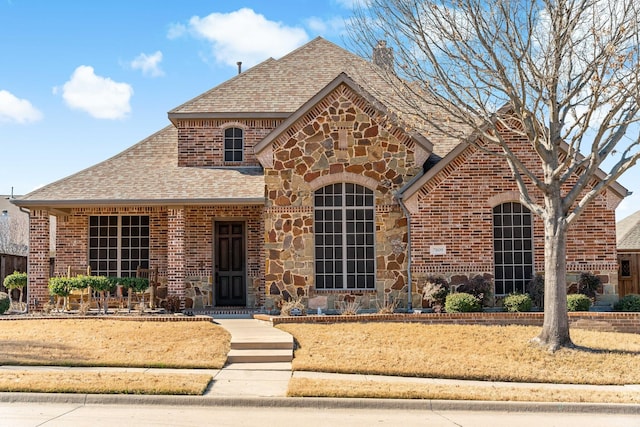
[207,318,294,397]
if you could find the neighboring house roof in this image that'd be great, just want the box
[617,210,640,250]
[13,126,265,210]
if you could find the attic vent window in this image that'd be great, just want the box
[224,127,244,162]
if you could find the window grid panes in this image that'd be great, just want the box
[314,183,375,290]
[224,127,243,162]
[493,203,533,295]
[89,215,149,277]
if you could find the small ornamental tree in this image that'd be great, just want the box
[3,271,27,307]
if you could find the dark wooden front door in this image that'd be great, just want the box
[215,222,246,306]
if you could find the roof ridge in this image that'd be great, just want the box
[168,58,277,114]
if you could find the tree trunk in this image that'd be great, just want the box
[532,195,574,351]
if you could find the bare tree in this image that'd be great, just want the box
[0,211,28,257]
[349,0,640,350]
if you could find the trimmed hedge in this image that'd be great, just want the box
[503,293,532,312]
[567,293,591,311]
[445,292,482,313]
[614,294,640,312]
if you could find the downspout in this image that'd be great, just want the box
[396,193,413,313]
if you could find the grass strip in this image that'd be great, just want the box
[279,323,640,385]
[0,371,212,395]
[288,378,640,404]
[0,319,230,369]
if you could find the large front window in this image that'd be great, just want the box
[493,202,533,295]
[89,215,149,277]
[314,183,375,290]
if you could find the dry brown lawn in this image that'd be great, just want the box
[278,323,640,385]
[0,319,230,368]
[0,371,211,395]
[288,378,640,404]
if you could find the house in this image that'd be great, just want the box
[14,37,625,312]
[617,210,640,297]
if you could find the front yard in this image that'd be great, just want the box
[0,318,229,395]
[278,323,640,384]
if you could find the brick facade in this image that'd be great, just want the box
[176,119,283,167]
[41,205,265,310]
[406,134,619,307]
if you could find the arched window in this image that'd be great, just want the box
[493,202,534,295]
[224,127,243,162]
[314,183,375,290]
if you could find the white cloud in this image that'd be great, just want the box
[130,51,164,77]
[60,66,133,120]
[306,16,346,35]
[167,23,186,40]
[180,8,309,68]
[0,90,42,124]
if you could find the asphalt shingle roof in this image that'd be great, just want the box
[16,37,465,207]
[617,210,640,250]
[15,126,264,206]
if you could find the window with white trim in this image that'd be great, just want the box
[314,183,375,290]
[493,202,533,295]
[89,215,149,277]
[224,127,243,162]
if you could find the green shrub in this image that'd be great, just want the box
[614,294,640,312]
[457,275,492,306]
[567,293,591,311]
[48,277,75,297]
[3,271,27,290]
[503,293,532,312]
[118,277,149,293]
[0,292,9,314]
[82,275,114,293]
[445,292,482,313]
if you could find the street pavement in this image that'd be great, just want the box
[1,401,639,427]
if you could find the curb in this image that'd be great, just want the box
[2,393,639,414]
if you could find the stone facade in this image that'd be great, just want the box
[262,83,423,310]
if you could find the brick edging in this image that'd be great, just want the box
[0,315,214,322]
[255,312,640,334]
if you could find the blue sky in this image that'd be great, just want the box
[0,0,638,220]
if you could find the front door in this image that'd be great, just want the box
[215,222,246,306]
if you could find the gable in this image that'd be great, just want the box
[255,74,432,172]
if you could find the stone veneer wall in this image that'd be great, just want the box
[407,130,619,307]
[263,84,422,311]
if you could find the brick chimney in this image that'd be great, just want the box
[372,40,394,73]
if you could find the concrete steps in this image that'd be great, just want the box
[227,348,293,363]
[216,319,294,365]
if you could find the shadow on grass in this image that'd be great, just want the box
[569,344,640,356]
[0,339,90,365]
